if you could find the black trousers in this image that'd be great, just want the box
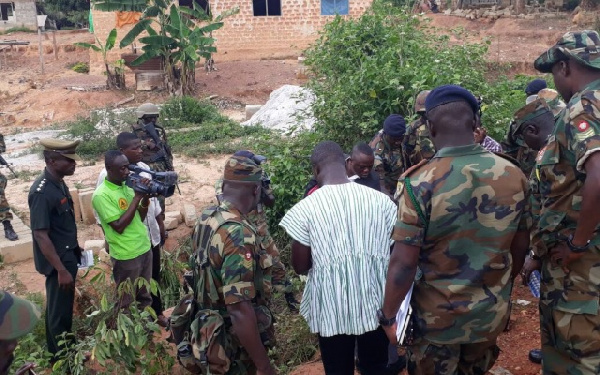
[318,326,389,375]
[150,244,163,315]
[45,260,78,359]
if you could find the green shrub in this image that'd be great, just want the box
[160,96,225,129]
[70,62,90,74]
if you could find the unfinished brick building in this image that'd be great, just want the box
[90,0,373,72]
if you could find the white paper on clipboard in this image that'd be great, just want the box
[395,283,414,343]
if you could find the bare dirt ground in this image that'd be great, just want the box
[0,12,579,374]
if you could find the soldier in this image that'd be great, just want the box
[369,114,408,198]
[0,290,41,375]
[191,155,277,375]
[0,133,18,241]
[525,78,548,104]
[132,103,174,173]
[403,90,435,167]
[215,150,299,313]
[380,85,530,374]
[28,139,82,363]
[524,30,600,374]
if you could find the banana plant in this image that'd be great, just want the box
[74,28,126,89]
[108,0,239,96]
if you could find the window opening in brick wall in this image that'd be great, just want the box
[0,2,15,21]
[253,0,281,16]
[321,0,348,15]
[178,0,210,16]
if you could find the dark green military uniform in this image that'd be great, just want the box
[403,118,435,167]
[132,122,173,173]
[369,129,408,196]
[28,140,80,360]
[532,30,600,375]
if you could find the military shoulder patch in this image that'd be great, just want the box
[574,120,595,141]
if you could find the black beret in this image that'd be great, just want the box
[425,84,479,115]
[525,79,547,96]
[383,114,406,137]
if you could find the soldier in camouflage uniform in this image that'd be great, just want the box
[380,85,531,375]
[0,134,18,241]
[0,290,41,375]
[214,151,299,312]
[191,154,277,375]
[403,90,436,167]
[369,114,409,198]
[524,30,600,374]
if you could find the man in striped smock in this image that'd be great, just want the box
[380,85,531,375]
[280,141,397,375]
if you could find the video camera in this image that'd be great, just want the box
[128,165,178,198]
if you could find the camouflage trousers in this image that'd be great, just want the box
[540,303,600,375]
[0,172,13,222]
[264,234,292,294]
[406,338,499,375]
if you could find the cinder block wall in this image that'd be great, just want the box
[90,0,371,74]
[0,0,37,29]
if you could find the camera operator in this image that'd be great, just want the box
[94,133,167,325]
[92,150,153,311]
[216,150,299,312]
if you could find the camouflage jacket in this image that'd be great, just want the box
[394,144,530,344]
[403,119,435,167]
[131,122,173,171]
[369,129,408,195]
[191,201,273,312]
[501,122,537,177]
[214,179,289,293]
[532,78,600,315]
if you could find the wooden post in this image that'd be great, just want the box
[52,31,58,60]
[38,28,45,75]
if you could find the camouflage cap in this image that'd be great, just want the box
[537,88,566,116]
[223,155,262,182]
[534,30,600,73]
[415,90,431,113]
[39,138,81,161]
[512,98,552,137]
[0,290,40,340]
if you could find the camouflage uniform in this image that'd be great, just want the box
[394,144,530,374]
[531,30,600,375]
[369,129,408,195]
[0,134,13,222]
[403,118,435,167]
[190,156,274,374]
[0,290,40,340]
[215,178,291,294]
[501,122,538,177]
[131,122,173,173]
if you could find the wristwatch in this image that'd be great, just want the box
[567,234,591,253]
[377,309,396,327]
[528,250,541,261]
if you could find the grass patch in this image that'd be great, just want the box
[0,26,35,34]
[69,61,90,74]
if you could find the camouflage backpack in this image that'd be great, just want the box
[170,205,272,374]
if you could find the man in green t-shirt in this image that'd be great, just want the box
[92,150,152,310]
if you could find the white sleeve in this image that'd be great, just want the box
[279,200,311,247]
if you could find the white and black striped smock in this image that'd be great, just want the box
[280,182,396,337]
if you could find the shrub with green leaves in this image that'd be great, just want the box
[160,96,225,128]
[70,61,90,74]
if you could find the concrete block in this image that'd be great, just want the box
[180,203,197,227]
[245,105,262,120]
[164,216,179,230]
[0,212,32,263]
[70,188,82,222]
[165,210,182,223]
[84,239,106,254]
[78,188,96,225]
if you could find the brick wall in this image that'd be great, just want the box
[91,0,372,74]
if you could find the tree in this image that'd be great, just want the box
[92,0,238,96]
[75,29,126,89]
[36,0,89,29]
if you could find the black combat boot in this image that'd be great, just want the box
[3,220,18,241]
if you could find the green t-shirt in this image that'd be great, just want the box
[92,179,150,261]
